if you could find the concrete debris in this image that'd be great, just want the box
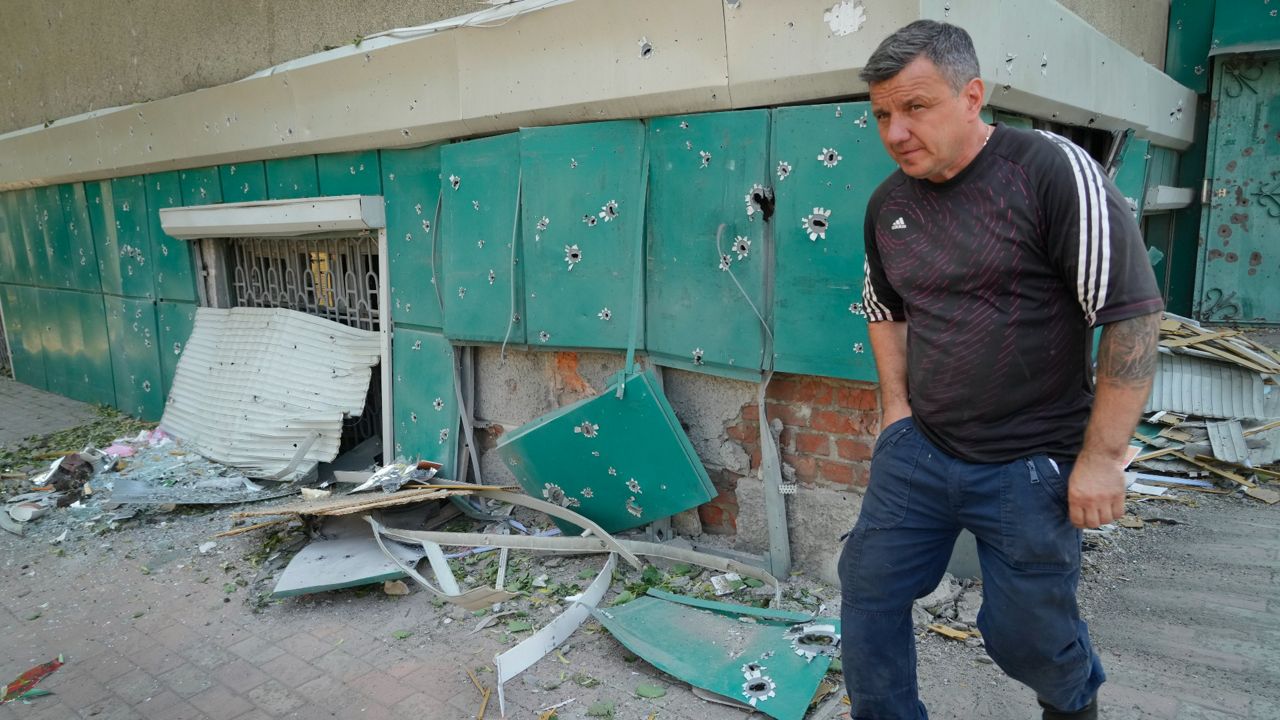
[955,588,981,626]
[916,572,961,614]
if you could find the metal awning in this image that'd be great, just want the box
[158,195,385,239]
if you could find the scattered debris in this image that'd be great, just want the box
[383,579,410,596]
[927,624,977,642]
[2,655,64,705]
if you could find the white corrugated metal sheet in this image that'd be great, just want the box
[160,307,381,479]
[1145,352,1271,420]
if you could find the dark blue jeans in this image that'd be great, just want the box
[839,417,1105,719]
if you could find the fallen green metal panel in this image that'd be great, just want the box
[645,110,770,380]
[219,162,269,203]
[147,172,197,303]
[317,151,382,196]
[1112,137,1151,218]
[108,176,156,299]
[1166,0,1215,93]
[104,295,165,420]
[157,300,197,400]
[179,167,224,206]
[771,102,894,381]
[2,284,47,389]
[390,325,459,475]
[58,184,103,293]
[495,368,714,535]
[33,185,70,289]
[645,589,814,622]
[72,290,116,407]
[1197,55,1280,323]
[591,594,837,720]
[266,156,320,199]
[440,133,524,344]
[382,145,445,330]
[520,121,647,350]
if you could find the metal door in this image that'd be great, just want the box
[1198,54,1280,324]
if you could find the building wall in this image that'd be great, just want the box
[0,0,471,135]
[1,0,1171,137]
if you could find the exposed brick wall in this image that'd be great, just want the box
[706,374,880,533]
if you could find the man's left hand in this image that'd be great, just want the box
[1066,452,1127,529]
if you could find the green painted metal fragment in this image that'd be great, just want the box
[520,121,646,350]
[591,594,838,720]
[440,133,524,344]
[317,151,382,196]
[382,145,445,329]
[645,110,770,380]
[390,325,459,476]
[146,172,197,302]
[495,368,714,534]
[771,102,895,381]
[265,155,320,199]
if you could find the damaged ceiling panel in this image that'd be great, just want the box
[645,110,771,381]
[160,307,382,479]
[771,101,895,382]
[1146,353,1272,420]
[495,368,715,534]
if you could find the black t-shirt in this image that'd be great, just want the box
[862,124,1164,463]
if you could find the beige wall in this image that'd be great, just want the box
[1059,0,1170,68]
[0,0,471,135]
[1,0,1172,138]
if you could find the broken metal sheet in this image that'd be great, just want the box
[1207,420,1250,464]
[591,590,838,720]
[495,368,716,534]
[373,527,782,605]
[1127,472,1215,489]
[367,517,520,610]
[1247,425,1280,467]
[159,307,381,480]
[496,553,616,718]
[1145,353,1270,420]
[271,534,426,598]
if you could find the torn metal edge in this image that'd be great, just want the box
[495,552,616,718]
[367,516,520,610]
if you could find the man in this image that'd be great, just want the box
[844,20,1163,720]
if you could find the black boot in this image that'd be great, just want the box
[1039,697,1097,720]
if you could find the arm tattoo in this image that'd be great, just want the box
[1096,312,1160,385]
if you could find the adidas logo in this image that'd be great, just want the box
[890,217,907,230]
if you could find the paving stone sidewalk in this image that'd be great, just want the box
[0,377,99,448]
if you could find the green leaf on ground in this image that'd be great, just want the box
[392,630,413,640]
[506,620,534,633]
[586,700,615,717]
[635,682,666,698]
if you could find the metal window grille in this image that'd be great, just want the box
[228,235,382,332]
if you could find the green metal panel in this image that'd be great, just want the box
[317,151,382,196]
[179,167,224,206]
[495,369,715,535]
[645,110,770,380]
[1197,55,1280,323]
[37,288,75,397]
[590,593,837,720]
[33,185,71,289]
[104,295,165,420]
[0,194,14,286]
[11,189,45,287]
[1166,0,1216,93]
[440,133,524,344]
[520,121,647,350]
[72,290,116,406]
[109,176,156,299]
[219,162,268,202]
[382,145,445,329]
[1113,137,1151,218]
[58,184,103,293]
[146,172,197,302]
[771,102,895,381]
[1144,213,1176,301]
[390,325,459,475]
[84,180,125,297]
[157,300,197,400]
[993,110,1034,130]
[266,156,320,199]
[1212,0,1280,54]
[2,284,47,389]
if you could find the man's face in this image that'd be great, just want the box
[869,56,983,183]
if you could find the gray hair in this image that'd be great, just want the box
[859,20,980,94]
